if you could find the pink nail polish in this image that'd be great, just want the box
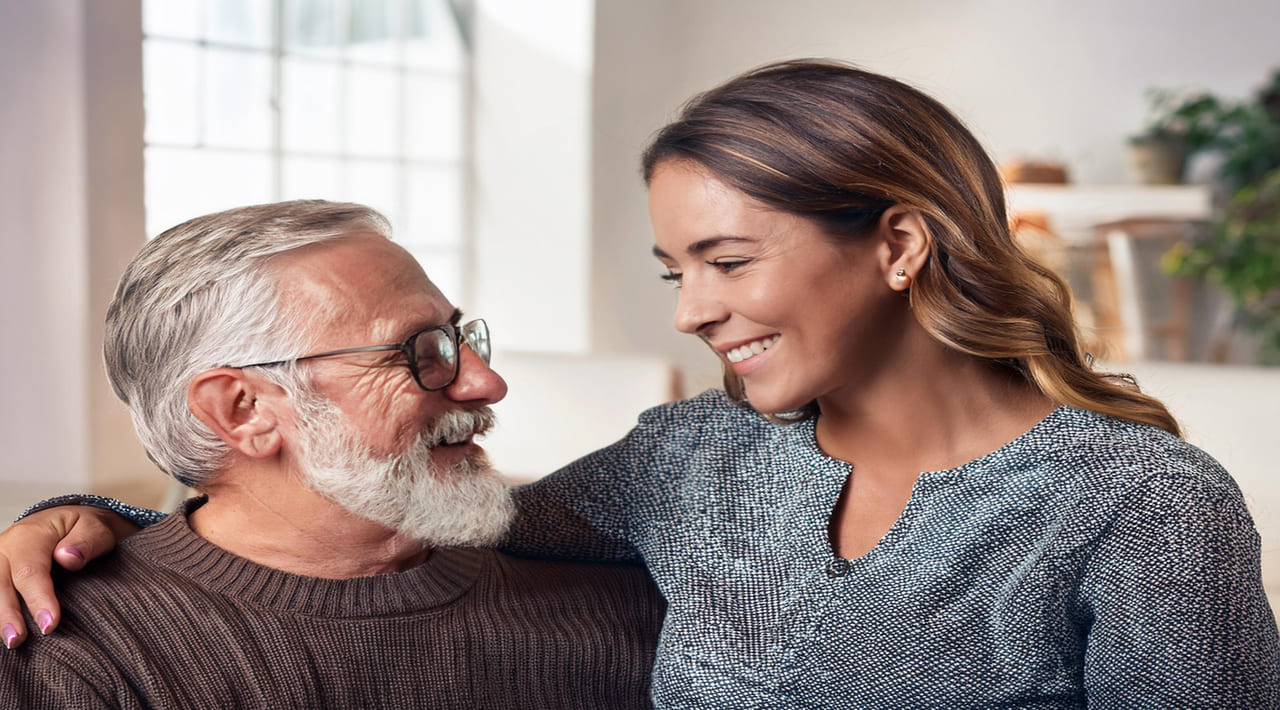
[2,624,17,649]
[36,610,53,635]
[60,546,84,561]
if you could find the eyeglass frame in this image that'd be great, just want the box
[229,318,490,392]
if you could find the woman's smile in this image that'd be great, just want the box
[648,159,903,415]
[722,335,779,365]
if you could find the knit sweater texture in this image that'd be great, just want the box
[0,499,665,709]
[507,390,1280,709]
[22,391,1280,708]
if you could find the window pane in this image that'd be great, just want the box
[347,0,397,64]
[203,48,273,149]
[281,58,342,153]
[404,0,464,71]
[145,0,470,305]
[144,41,201,145]
[281,155,343,200]
[145,147,272,238]
[344,66,399,156]
[143,0,202,40]
[343,159,400,228]
[405,74,462,161]
[206,0,273,47]
[406,248,462,303]
[403,166,461,247]
[284,0,344,57]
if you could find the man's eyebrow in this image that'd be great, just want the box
[405,308,461,338]
[652,236,754,260]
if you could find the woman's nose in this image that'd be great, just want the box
[672,281,727,335]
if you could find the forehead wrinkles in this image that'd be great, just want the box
[268,237,448,347]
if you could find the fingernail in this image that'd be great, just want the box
[36,610,53,635]
[2,624,17,649]
[60,546,84,561]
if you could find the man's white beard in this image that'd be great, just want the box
[291,391,515,547]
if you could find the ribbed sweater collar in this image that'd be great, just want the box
[122,497,488,618]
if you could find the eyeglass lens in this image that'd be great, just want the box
[462,320,491,365]
[411,320,490,389]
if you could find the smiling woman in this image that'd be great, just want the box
[641,62,1182,437]
[649,160,898,417]
[507,59,1280,707]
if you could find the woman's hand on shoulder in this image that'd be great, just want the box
[0,506,138,649]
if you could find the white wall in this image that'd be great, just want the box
[0,3,91,488]
[472,0,594,354]
[589,0,725,393]
[589,0,1280,389]
[0,1,152,496]
[83,2,155,498]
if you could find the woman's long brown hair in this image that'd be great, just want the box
[642,59,1180,436]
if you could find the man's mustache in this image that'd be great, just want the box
[423,407,496,448]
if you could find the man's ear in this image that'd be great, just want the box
[878,205,932,292]
[187,368,285,459]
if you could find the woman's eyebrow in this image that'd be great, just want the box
[652,236,755,259]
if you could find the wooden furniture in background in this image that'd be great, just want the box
[1006,184,1213,362]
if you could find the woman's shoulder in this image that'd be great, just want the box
[643,387,753,419]
[633,388,778,438]
[1040,406,1241,505]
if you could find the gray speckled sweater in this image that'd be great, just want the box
[506,390,1279,709]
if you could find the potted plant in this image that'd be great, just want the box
[1128,90,1223,184]
[1159,69,1280,363]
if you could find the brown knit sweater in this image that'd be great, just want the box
[0,499,665,709]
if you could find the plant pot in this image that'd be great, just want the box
[1127,135,1188,185]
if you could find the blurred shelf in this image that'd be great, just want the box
[1006,183,1212,243]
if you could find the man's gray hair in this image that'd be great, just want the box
[104,200,393,486]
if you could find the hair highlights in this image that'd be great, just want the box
[642,59,1180,435]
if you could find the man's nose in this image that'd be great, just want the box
[445,343,508,405]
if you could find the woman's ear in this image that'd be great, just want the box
[187,369,285,459]
[878,206,931,291]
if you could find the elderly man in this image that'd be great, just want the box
[0,201,663,709]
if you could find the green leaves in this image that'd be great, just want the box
[1167,169,1280,362]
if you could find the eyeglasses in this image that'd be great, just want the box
[232,319,491,391]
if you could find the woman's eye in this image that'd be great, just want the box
[659,272,683,288]
[709,259,749,272]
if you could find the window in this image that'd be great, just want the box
[142,0,471,300]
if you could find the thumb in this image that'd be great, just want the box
[52,543,91,571]
[51,508,138,571]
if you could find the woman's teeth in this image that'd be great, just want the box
[725,336,778,364]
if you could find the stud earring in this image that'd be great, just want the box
[895,269,907,278]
